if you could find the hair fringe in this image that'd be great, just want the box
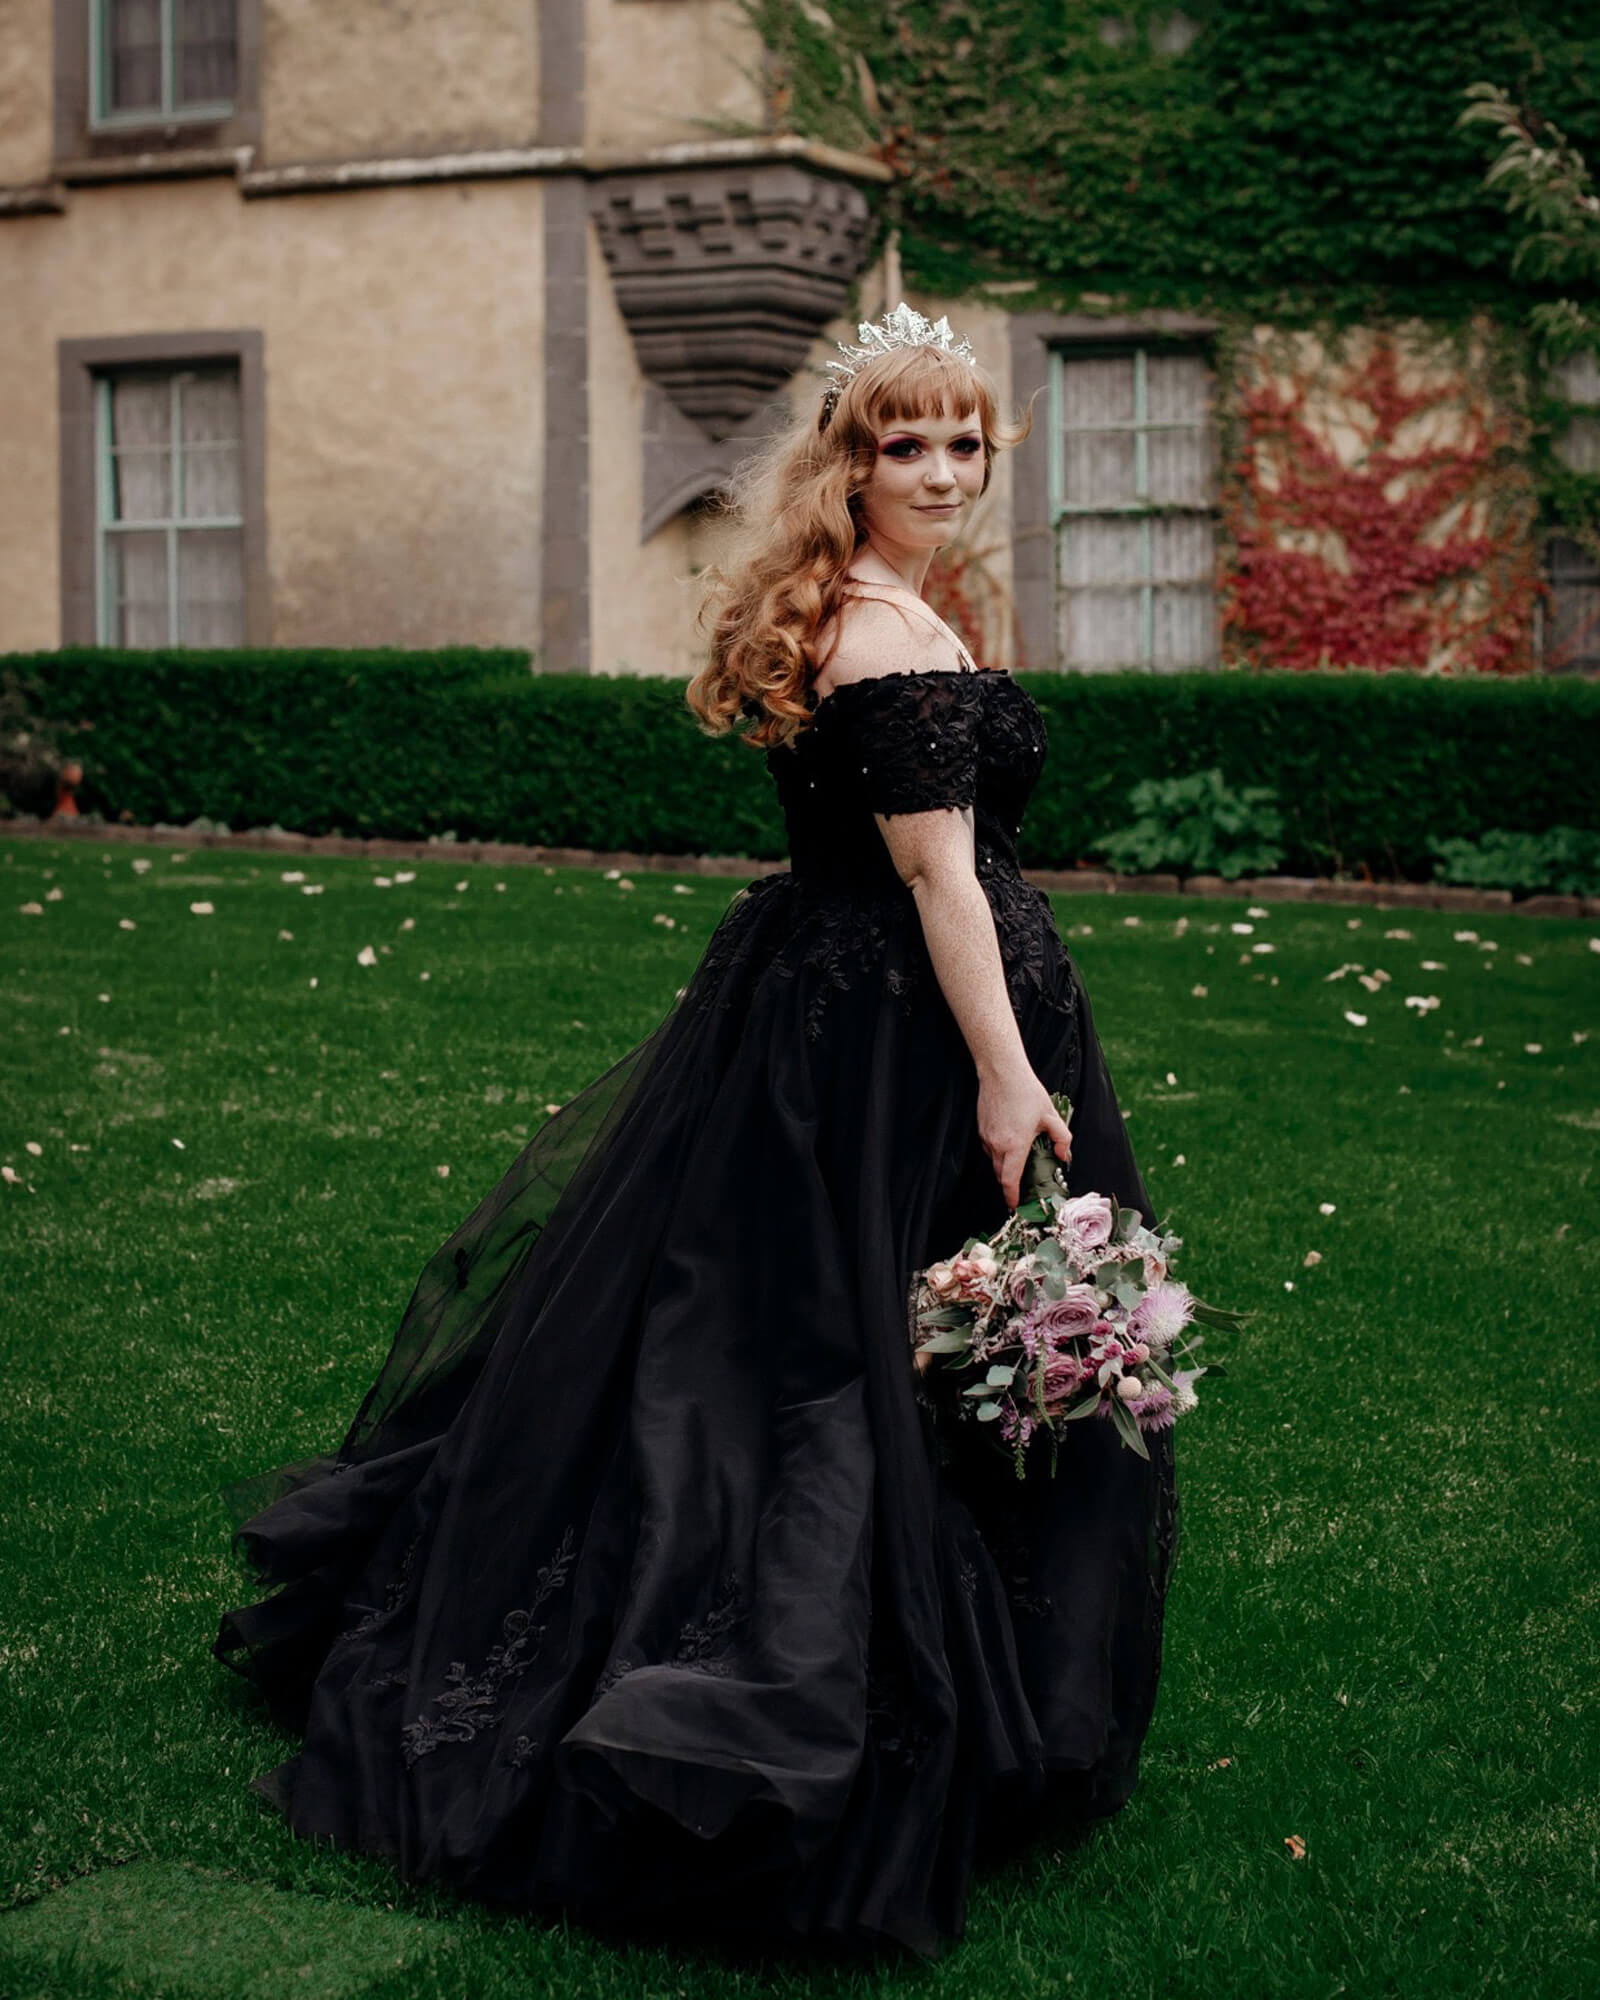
[687,344,1028,750]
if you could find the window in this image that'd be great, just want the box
[1050,344,1218,670]
[53,0,259,163]
[95,366,245,644]
[1543,352,1600,674]
[90,0,235,127]
[59,331,266,647]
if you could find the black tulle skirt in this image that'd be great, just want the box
[213,870,1179,1961]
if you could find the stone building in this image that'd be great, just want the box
[3,4,1595,676]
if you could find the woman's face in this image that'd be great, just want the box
[856,409,987,557]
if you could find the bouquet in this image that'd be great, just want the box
[912,1093,1246,1477]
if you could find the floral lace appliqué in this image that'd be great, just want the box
[399,1524,577,1767]
[592,1571,746,1699]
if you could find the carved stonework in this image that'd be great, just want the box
[589,160,875,442]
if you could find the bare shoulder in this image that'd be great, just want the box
[812,591,966,700]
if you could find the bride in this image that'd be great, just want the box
[213,304,1179,1963]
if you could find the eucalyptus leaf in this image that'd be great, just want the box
[975,1400,1004,1422]
[916,1330,970,1354]
[1191,1299,1252,1330]
[985,1364,1017,1386]
[1110,1398,1151,1460]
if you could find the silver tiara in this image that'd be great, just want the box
[820,302,977,414]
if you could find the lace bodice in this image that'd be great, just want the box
[682,665,1084,1046]
[768,666,1049,898]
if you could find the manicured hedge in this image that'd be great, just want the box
[5,648,1599,880]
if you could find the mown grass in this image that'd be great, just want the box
[1,832,1597,2000]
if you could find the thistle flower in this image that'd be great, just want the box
[1129,1280,1194,1350]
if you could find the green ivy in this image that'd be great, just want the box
[753,0,1600,323]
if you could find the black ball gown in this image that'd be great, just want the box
[212,660,1180,1962]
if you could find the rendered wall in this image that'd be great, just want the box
[0,175,545,650]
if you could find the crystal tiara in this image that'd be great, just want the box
[820,302,977,416]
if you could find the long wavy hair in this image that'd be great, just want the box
[688,342,1027,749]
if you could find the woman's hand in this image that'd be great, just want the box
[978,1065,1072,1210]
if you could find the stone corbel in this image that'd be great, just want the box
[588,157,878,538]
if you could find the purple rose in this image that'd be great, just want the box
[1059,1193,1115,1253]
[1033,1284,1103,1347]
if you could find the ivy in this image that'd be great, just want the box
[752,0,1600,324]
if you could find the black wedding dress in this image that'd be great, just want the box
[212,661,1180,1962]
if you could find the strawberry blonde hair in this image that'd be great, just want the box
[687,342,1027,749]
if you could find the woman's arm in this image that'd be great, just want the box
[876,802,1072,1211]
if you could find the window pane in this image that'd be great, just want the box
[106,531,169,644]
[1145,352,1209,424]
[1555,412,1600,476]
[176,0,237,105]
[1149,513,1215,585]
[1152,585,1217,668]
[107,0,163,112]
[178,528,245,644]
[1546,537,1600,669]
[178,371,243,519]
[1063,430,1137,507]
[108,377,172,522]
[1060,516,1144,587]
[1550,351,1600,407]
[1061,588,1144,668]
[1147,423,1215,505]
[1060,354,1135,427]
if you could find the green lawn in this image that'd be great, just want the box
[2,832,1597,2000]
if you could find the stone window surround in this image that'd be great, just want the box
[52,0,262,167]
[1008,310,1218,673]
[58,328,269,646]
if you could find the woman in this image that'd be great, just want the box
[213,306,1179,1963]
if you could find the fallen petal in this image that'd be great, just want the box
[356,945,378,967]
[1344,1010,1368,1026]
[190,901,214,915]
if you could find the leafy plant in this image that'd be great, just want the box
[1460,82,1600,362]
[1429,824,1600,896]
[1091,767,1285,880]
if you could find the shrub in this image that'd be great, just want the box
[1428,826,1600,896]
[1091,768,1286,880]
[3,651,1597,879]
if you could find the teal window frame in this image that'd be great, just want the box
[93,364,245,645]
[87,0,236,131]
[1048,341,1218,670]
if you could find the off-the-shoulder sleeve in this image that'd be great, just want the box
[834,672,985,818]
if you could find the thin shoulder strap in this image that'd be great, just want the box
[840,577,976,672]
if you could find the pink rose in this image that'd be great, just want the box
[1033,1284,1103,1347]
[1059,1193,1115,1253]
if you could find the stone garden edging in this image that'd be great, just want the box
[2,815,1596,921]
